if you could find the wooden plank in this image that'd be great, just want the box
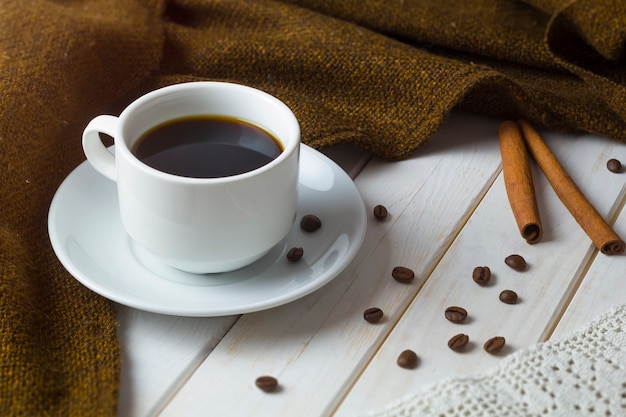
[115,306,238,417]
[550,145,626,338]
[550,202,626,339]
[334,131,626,416]
[115,144,371,417]
[159,113,504,417]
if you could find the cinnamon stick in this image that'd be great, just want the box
[517,119,625,255]
[499,120,543,244]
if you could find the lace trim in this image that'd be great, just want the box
[364,305,626,417]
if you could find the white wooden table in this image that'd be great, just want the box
[113,112,626,417]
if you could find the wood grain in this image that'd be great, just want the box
[112,114,626,417]
[158,114,504,417]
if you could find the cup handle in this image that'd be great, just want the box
[82,115,119,182]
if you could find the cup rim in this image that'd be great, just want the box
[114,81,301,184]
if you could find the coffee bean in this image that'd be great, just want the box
[363,307,384,323]
[286,247,304,262]
[607,158,622,173]
[499,289,518,304]
[472,266,491,286]
[300,214,321,232]
[447,333,469,351]
[504,254,526,271]
[484,336,506,354]
[392,266,415,283]
[373,205,388,220]
[396,349,418,369]
[444,306,468,323]
[255,375,279,392]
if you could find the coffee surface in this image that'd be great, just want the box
[132,115,282,178]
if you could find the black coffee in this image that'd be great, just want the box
[132,115,283,178]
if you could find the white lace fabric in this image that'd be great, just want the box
[365,305,626,417]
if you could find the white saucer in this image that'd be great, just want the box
[48,145,366,316]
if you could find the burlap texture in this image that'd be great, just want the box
[1,0,625,415]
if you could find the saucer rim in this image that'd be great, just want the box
[48,144,367,316]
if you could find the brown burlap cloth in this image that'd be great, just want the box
[1,0,625,415]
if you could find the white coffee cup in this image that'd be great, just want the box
[82,82,300,273]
